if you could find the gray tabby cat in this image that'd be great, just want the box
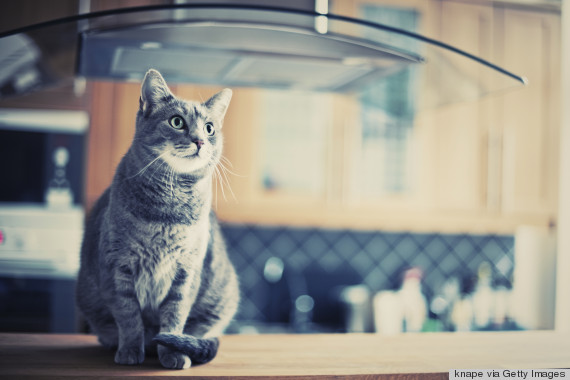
[77,69,239,369]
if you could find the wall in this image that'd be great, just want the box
[222,223,513,330]
[556,0,570,332]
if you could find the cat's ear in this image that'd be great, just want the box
[140,69,173,113]
[204,89,232,120]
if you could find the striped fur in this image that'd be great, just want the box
[77,70,239,369]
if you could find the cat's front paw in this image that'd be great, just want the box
[114,346,145,365]
[158,345,191,369]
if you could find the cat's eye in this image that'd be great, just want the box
[169,116,185,130]
[204,122,215,136]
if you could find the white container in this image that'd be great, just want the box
[373,290,403,335]
[511,226,557,329]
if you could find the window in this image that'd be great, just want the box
[260,90,331,197]
[352,5,420,197]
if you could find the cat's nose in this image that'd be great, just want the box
[193,139,205,149]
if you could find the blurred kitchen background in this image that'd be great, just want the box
[0,0,568,335]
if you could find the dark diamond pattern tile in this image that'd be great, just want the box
[364,266,390,290]
[288,250,312,271]
[377,251,402,275]
[364,235,390,260]
[410,233,431,248]
[333,233,361,260]
[480,238,505,265]
[393,235,418,263]
[221,223,514,322]
[237,230,264,255]
[438,252,462,274]
[453,236,476,262]
[467,254,485,273]
[302,233,329,259]
[353,230,376,247]
[270,231,297,256]
[423,235,448,261]
[318,251,344,272]
[410,253,435,273]
[349,251,376,276]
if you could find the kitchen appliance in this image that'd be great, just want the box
[0,109,87,206]
[0,3,526,105]
[0,109,87,332]
[0,108,87,278]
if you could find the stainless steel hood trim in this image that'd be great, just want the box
[0,3,528,85]
[85,20,425,64]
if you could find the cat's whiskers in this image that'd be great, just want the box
[214,159,237,202]
[219,155,233,167]
[211,168,215,206]
[220,166,236,201]
[219,156,245,178]
[128,151,169,179]
[148,159,168,184]
[212,166,220,207]
[213,165,228,202]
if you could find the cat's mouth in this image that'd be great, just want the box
[180,151,199,159]
[162,143,210,174]
[174,143,200,159]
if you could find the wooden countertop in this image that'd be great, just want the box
[0,332,568,379]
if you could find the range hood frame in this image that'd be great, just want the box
[0,3,527,99]
[79,20,425,92]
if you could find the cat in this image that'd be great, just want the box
[76,69,239,369]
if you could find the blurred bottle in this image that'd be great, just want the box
[399,267,427,332]
[430,277,460,331]
[472,262,494,329]
[451,296,474,332]
[339,285,371,333]
[45,147,73,209]
[493,282,511,327]
[449,271,477,331]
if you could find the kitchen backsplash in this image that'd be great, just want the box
[221,223,514,324]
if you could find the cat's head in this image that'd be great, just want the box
[134,69,232,177]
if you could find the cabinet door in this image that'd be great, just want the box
[215,88,337,227]
[498,8,560,217]
[431,1,494,212]
[338,0,432,210]
[86,82,140,208]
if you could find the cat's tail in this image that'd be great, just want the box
[153,333,220,365]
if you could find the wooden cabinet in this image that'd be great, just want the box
[495,7,560,220]
[419,2,560,228]
[430,1,493,213]
[85,82,139,209]
[214,89,342,227]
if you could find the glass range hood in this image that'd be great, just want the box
[0,4,526,106]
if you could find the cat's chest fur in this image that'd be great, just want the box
[121,221,209,312]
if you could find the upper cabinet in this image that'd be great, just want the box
[211,88,342,226]
[429,1,493,214]
[84,0,561,234]
[496,7,560,219]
